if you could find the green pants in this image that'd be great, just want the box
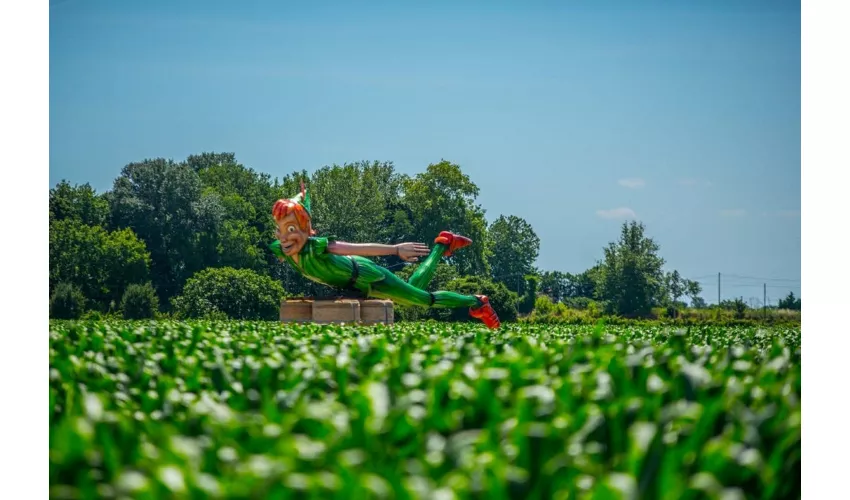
[366,242,481,309]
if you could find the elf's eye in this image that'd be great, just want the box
[287,226,296,233]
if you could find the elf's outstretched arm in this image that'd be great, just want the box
[328,241,430,262]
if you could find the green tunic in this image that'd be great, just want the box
[270,237,383,293]
[270,236,481,309]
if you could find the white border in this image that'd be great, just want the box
[802,0,850,497]
[1,0,47,496]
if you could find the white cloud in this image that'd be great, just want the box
[618,178,645,189]
[720,209,746,217]
[597,207,637,219]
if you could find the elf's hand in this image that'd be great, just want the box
[395,242,430,262]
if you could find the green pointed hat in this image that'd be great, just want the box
[289,179,312,217]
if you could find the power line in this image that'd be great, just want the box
[720,284,800,290]
[679,272,803,307]
[690,278,800,285]
[723,274,801,283]
[689,274,718,281]
[691,279,800,287]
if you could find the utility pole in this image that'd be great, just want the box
[718,272,721,305]
[763,283,767,321]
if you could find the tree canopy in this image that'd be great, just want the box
[49,151,755,320]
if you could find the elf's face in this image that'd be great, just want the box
[275,213,310,257]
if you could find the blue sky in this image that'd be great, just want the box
[49,0,801,304]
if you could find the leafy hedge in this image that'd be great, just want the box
[50,283,86,320]
[525,296,801,327]
[171,267,286,320]
[394,275,519,323]
[121,283,159,319]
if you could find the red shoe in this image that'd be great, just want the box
[469,295,501,329]
[434,231,472,257]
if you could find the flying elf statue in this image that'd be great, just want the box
[269,181,501,329]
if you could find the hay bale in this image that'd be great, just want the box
[359,299,394,325]
[280,299,313,322]
[280,298,394,325]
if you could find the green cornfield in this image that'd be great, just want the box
[49,321,801,499]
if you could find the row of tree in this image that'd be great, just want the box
[50,155,515,311]
[50,151,793,320]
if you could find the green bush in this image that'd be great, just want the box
[50,283,86,319]
[524,304,800,327]
[562,296,596,310]
[394,302,426,322]
[443,276,520,323]
[82,310,103,321]
[171,267,286,320]
[534,295,556,316]
[525,301,602,325]
[392,275,519,324]
[517,275,539,315]
[121,283,160,319]
[82,310,123,321]
[666,305,680,319]
[49,219,151,312]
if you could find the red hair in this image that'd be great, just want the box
[272,199,316,235]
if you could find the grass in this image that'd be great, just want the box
[49,321,801,499]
